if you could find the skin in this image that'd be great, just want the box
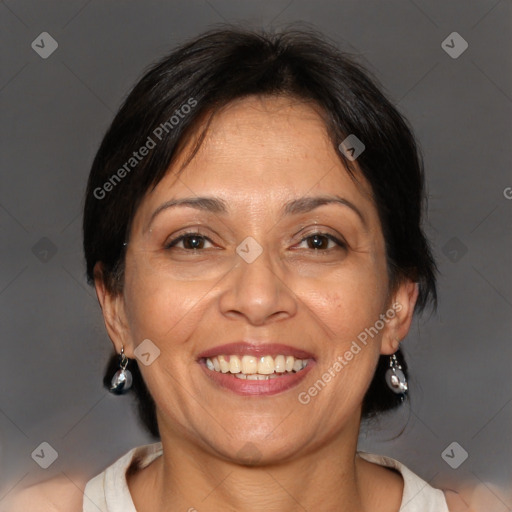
[94,95,420,512]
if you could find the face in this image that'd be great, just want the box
[98,95,416,464]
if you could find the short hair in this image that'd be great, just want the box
[83,27,437,439]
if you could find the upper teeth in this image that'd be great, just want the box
[205,354,308,375]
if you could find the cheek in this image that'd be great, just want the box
[123,261,213,347]
[297,260,388,345]
[294,257,389,413]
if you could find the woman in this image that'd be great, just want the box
[7,27,470,511]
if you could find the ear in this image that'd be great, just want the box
[93,262,132,356]
[380,279,419,356]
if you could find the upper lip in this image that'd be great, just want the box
[197,342,315,360]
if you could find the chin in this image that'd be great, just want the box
[211,434,307,467]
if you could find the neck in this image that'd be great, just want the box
[128,417,388,512]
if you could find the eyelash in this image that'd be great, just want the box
[164,231,214,250]
[294,232,347,251]
[164,231,346,251]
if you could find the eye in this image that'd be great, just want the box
[295,233,346,251]
[165,233,214,250]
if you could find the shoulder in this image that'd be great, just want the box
[444,489,472,511]
[357,451,460,511]
[2,475,86,512]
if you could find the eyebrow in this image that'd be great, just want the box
[146,197,228,231]
[282,195,366,226]
[146,194,366,231]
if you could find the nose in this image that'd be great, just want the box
[218,247,298,326]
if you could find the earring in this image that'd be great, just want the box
[385,353,408,399]
[109,347,133,395]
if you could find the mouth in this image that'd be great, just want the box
[197,342,315,396]
[202,354,310,379]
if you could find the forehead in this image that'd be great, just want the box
[180,96,342,179]
[136,95,376,222]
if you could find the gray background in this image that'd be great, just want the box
[1,0,511,509]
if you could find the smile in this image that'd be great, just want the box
[197,343,315,396]
[203,354,310,380]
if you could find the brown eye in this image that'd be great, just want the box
[182,235,206,249]
[307,234,330,250]
[166,233,212,250]
[298,233,345,251]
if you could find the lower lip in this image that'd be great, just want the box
[199,361,315,396]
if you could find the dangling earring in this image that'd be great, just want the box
[385,353,408,399]
[109,347,133,395]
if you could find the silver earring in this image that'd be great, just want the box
[385,353,408,398]
[109,347,133,395]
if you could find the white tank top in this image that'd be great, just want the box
[83,442,449,512]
